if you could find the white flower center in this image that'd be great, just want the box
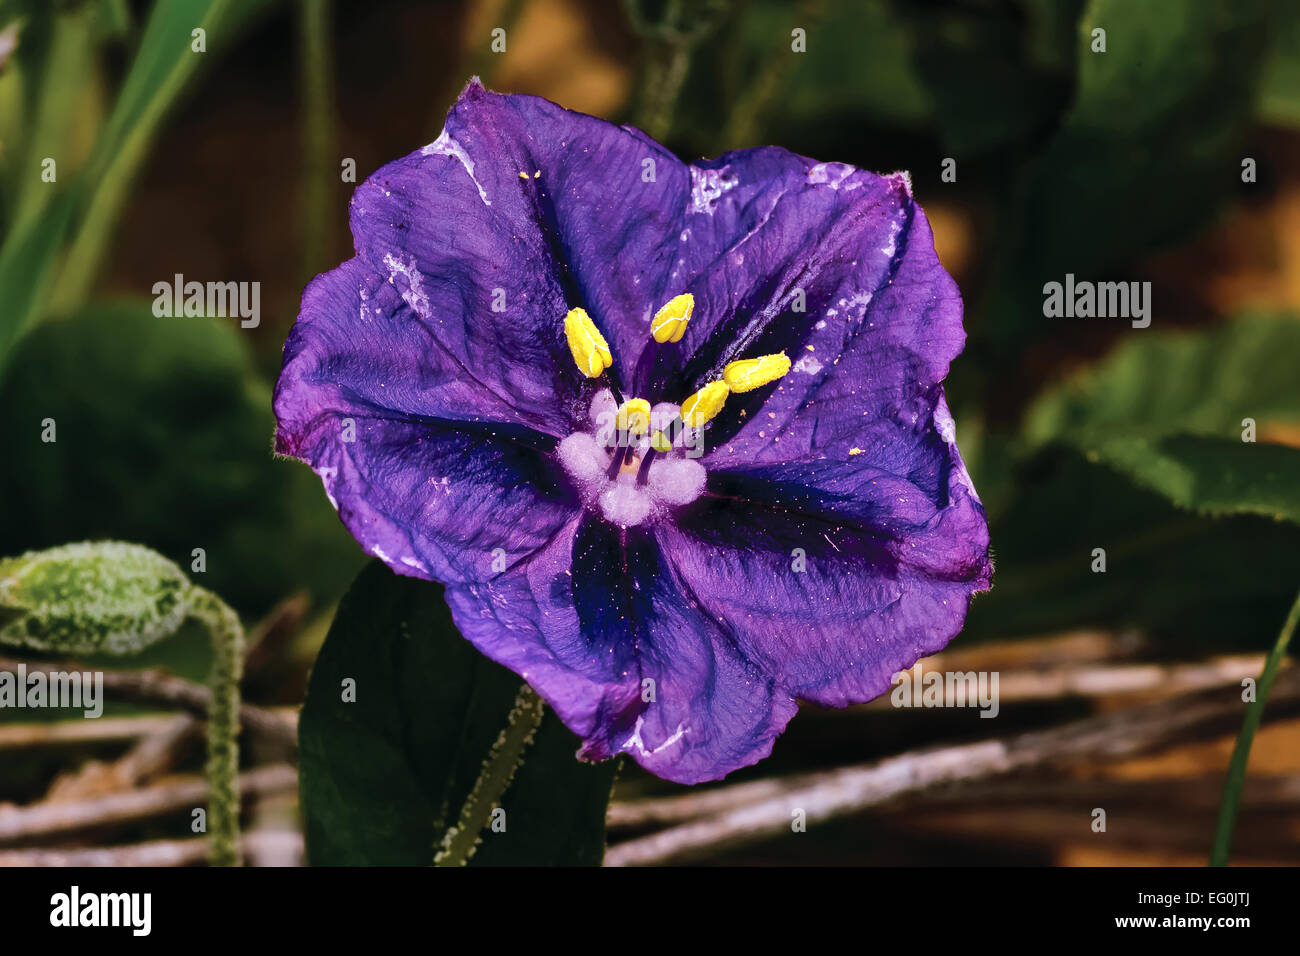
[557,390,707,528]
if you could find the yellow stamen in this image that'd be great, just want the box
[564,307,612,378]
[723,352,791,393]
[616,398,652,435]
[681,381,730,428]
[651,293,693,344]
[650,430,673,453]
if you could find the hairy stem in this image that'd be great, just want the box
[187,587,245,867]
[434,684,545,866]
[1210,583,1300,866]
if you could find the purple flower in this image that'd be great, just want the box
[274,80,991,784]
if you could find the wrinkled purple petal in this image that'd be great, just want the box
[662,397,989,707]
[275,257,580,585]
[444,517,798,784]
[348,79,692,395]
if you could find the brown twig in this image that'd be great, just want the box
[0,715,182,750]
[241,592,310,677]
[0,764,298,845]
[0,829,304,867]
[0,658,297,751]
[46,595,309,803]
[604,668,1300,865]
[47,714,200,802]
[609,654,1276,830]
[858,653,1269,710]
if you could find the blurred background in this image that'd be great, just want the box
[1,0,1299,865]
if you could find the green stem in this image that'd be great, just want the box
[433,684,545,866]
[188,586,245,867]
[639,36,692,143]
[626,0,730,142]
[1210,583,1300,866]
[718,0,824,150]
[50,0,234,314]
[297,0,336,287]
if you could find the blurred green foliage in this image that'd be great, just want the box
[1027,316,1300,525]
[0,304,363,619]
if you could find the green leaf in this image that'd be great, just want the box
[1025,315,1300,524]
[981,318,1300,644]
[0,190,75,372]
[5,4,101,235]
[1022,0,1271,272]
[1078,434,1300,525]
[963,448,1300,651]
[893,0,1085,157]
[50,0,274,314]
[0,0,273,379]
[0,540,191,655]
[1258,0,1300,126]
[0,301,363,619]
[300,561,617,866]
[979,0,1273,360]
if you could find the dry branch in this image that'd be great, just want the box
[0,764,297,845]
[605,668,1300,865]
[0,829,304,867]
[0,658,297,750]
[0,715,182,750]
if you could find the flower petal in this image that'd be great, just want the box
[662,400,990,707]
[677,160,963,465]
[277,250,572,440]
[444,516,798,784]
[349,79,694,392]
[275,260,580,585]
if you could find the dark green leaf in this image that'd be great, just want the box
[300,561,616,866]
[979,0,1273,360]
[1025,315,1300,524]
[964,447,1300,652]
[893,0,1085,157]
[1258,0,1300,126]
[1020,0,1271,273]
[0,301,363,618]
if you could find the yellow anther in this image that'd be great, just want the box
[564,307,612,378]
[650,430,673,453]
[723,352,791,393]
[651,293,693,344]
[681,381,730,429]
[616,398,652,435]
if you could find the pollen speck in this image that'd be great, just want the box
[849,448,863,455]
